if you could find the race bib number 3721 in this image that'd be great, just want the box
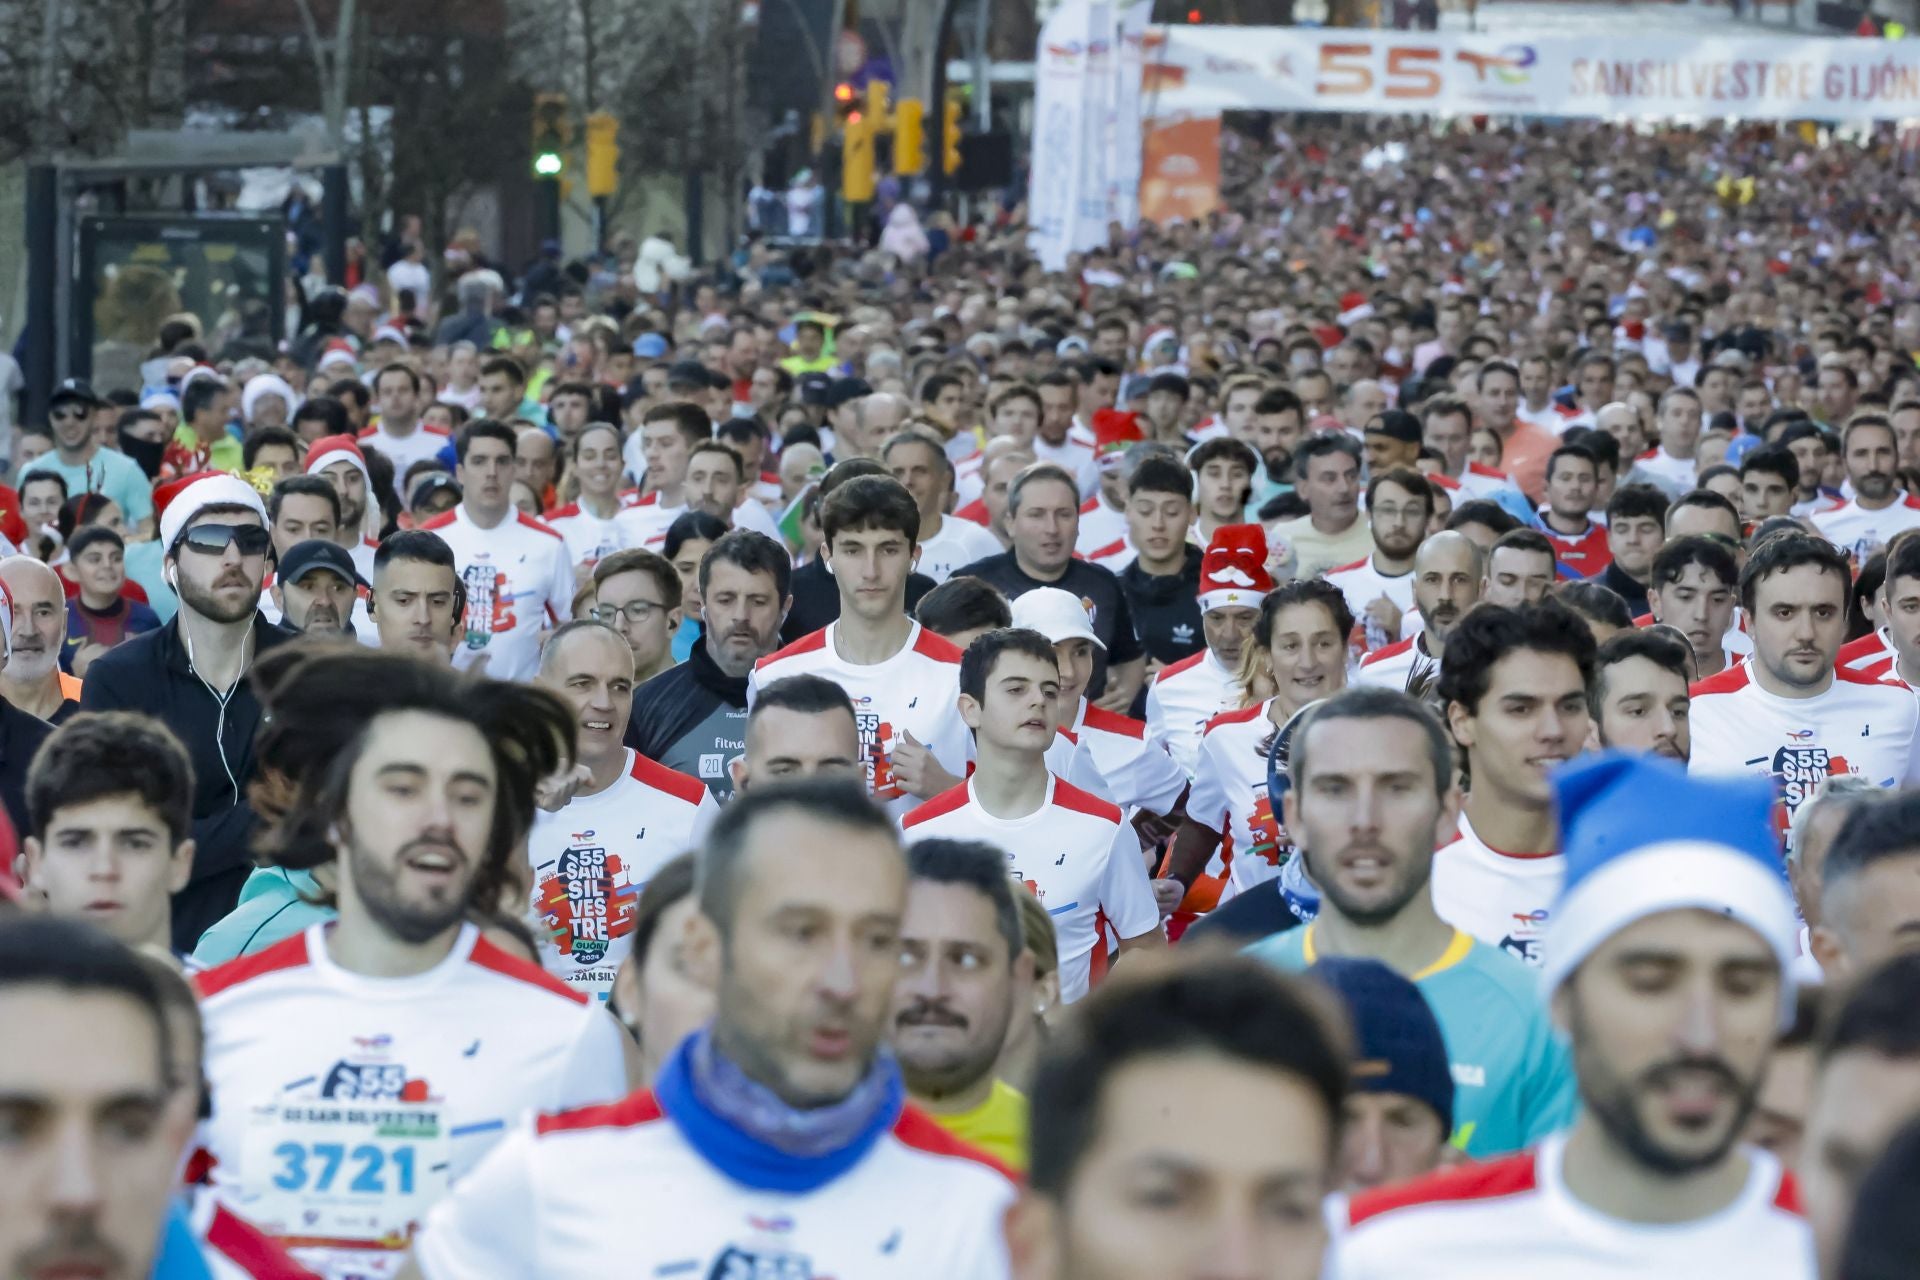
[237,1099,452,1253]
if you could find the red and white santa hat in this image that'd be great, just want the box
[1198,523,1275,615]
[305,434,372,488]
[1090,408,1146,470]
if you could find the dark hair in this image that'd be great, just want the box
[1563,427,1620,472]
[268,475,342,527]
[181,376,228,423]
[1606,482,1669,527]
[242,426,301,469]
[567,421,622,460]
[374,362,422,395]
[1885,533,1920,598]
[915,576,1011,638]
[1190,437,1258,476]
[1294,430,1363,475]
[592,547,682,612]
[1590,628,1693,716]
[1740,444,1800,491]
[291,395,350,437]
[1652,534,1738,591]
[455,418,518,463]
[1254,578,1354,652]
[1822,793,1920,901]
[959,627,1059,704]
[0,917,171,1083]
[325,378,368,412]
[1476,359,1521,390]
[643,400,713,447]
[717,416,770,447]
[1739,530,1850,615]
[689,437,745,482]
[1365,465,1433,515]
[1027,957,1350,1197]
[697,528,791,600]
[246,647,574,920]
[663,510,728,563]
[749,673,857,729]
[1546,443,1598,483]
[1128,455,1193,502]
[479,354,526,387]
[67,524,124,561]
[57,494,119,542]
[1291,686,1451,796]
[1254,386,1304,418]
[19,470,68,503]
[820,474,921,550]
[1819,951,1920,1065]
[1487,527,1556,567]
[907,838,1023,959]
[1438,602,1598,718]
[1552,580,1634,632]
[1666,488,1741,533]
[696,778,899,938]
[374,528,456,578]
[27,712,194,845]
[1446,499,1519,537]
[1837,1112,1920,1280]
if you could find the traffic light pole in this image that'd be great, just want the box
[534,178,562,246]
[925,0,962,208]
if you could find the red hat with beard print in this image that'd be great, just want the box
[1198,524,1275,615]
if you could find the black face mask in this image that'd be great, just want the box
[119,430,165,479]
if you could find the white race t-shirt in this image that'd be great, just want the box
[1688,663,1920,847]
[1352,634,1442,693]
[1145,648,1244,778]
[414,1093,1016,1280]
[541,501,639,572]
[193,923,588,1279]
[1810,492,1920,563]
[1324,554,1417,653]
[1431,811,1563,969]
[526,750,719,1000]
[420,504,575,681]
[357,422,451,497]
[1186,700,1294,901]
[1042,699,1189,816]
[1033,433,1101,498]
[1328,1133,1813,1280]
[749,621,971,819]
[916,514,1003,584]
[1073,497,1128,556]
[903,776,1160,1003]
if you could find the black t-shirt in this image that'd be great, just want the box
[950,552,1144,698]
[781,557,937,646]
[1119,546,1205,667]
[1598,562,1651,618]
[1179,883,1303,948]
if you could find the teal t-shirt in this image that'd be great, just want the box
[190,868,335,967]
[1245,924,1577,1158]
[21,447,156,525]
[124,539,175,622]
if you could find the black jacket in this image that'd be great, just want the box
[1598,562,1652,618]
[81,614,298,950]
[0,700,55,840]
[781,557,937,646]
[626,632,749,759]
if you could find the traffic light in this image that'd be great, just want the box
[942,97,962,175]
[843,115,877,203]
[585,112,620,196]
[893,98,926,175]
[531,92,571,177]
[833,81,857,123]
[865,79,891,128]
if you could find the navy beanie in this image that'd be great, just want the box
[1311,956,1454,1133]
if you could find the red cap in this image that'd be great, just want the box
[1198,523,1275,614]
[1090,408,1145,460]
[152,470,226,523]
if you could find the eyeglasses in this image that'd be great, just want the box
[590,600,667,626]
[179,523,272,558]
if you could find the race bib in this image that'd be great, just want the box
[237,1097,452,1257]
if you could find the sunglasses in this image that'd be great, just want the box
[179,522,271,557]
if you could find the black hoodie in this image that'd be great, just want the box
[626,629,751,803]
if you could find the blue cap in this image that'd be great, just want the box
[1311,957,1452,1132]
[633,333,670,359]
[1543,752,1798,1018]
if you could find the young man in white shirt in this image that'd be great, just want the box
[1146,523,1271,776]
[1589,628,1693,762]
[621,401,707,547]
[1810,414,1920,564]
[750,475,971,817]
[1433,600,1596,968]
[1331,754,1812,1279]
[529,621,717,1001]
[194,649,589,1278]
[1688,531,1920,845]
[421,420,575,681]
[683,438,784,541]
[903,627,1164,1004]
[361,363,451,495]
[1626,385,1705,499]
[886,427,1001,583]
[1355,529,1482,693]
[409,780,1017,1279]
[304,433,382,577]
[1325,466,1430,654]
[1856,532,1920,687]
[1032,372,1099,496]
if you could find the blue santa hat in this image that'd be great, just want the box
[1541,752,1798,1023]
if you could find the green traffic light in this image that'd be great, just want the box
[534,152,564,176]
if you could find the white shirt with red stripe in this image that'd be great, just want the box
[1324,554,1416,652]
[1352,633,1442,693]
[542,501,640,571]
[1187,700,1293,900]
[1810,491,1920,562]
[616,490,685,549]
[412,1091,1015,1280]
[1145,648,1244,777]
[526,749,719,1001]
[1629,444,1699,496]
[1840,627,1892,672]
[193,923,588,1279]
[1083,534,1137,572]
[420,504,574,681]
[1431,811,1563,969]
[357,422,450,495]
[917,513,1003,583]
[1041,698,1188,815]
[1074,496,1128,556]
[1688,663,1920,846]
[748,622,972,819]
[1034,432,1101,497]
[903,776,1160,1004]
[1448,461,1526,502]
[1328,1132,1813,1280]
[1855,647,1916,689]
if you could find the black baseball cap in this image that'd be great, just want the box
[408,472,462,509]
[49,378,101,409]
[799,372,835,407]
[824,377,873,409]
[278,538,365,588]
[665,360,711,390]
[1365,409,1423,443]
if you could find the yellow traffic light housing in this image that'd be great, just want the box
[942,97,962,175]
[585,112,620,196]
[842,116,877,202]
[893,99,926,175]
[531,92,571,178]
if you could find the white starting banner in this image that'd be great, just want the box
[1141,25,1920,122]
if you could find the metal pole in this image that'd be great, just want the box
[972,0,991,131]
[536,178,562,245]
[321,162,350,284]
[925,0,962,207]
[23,165,57,434]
